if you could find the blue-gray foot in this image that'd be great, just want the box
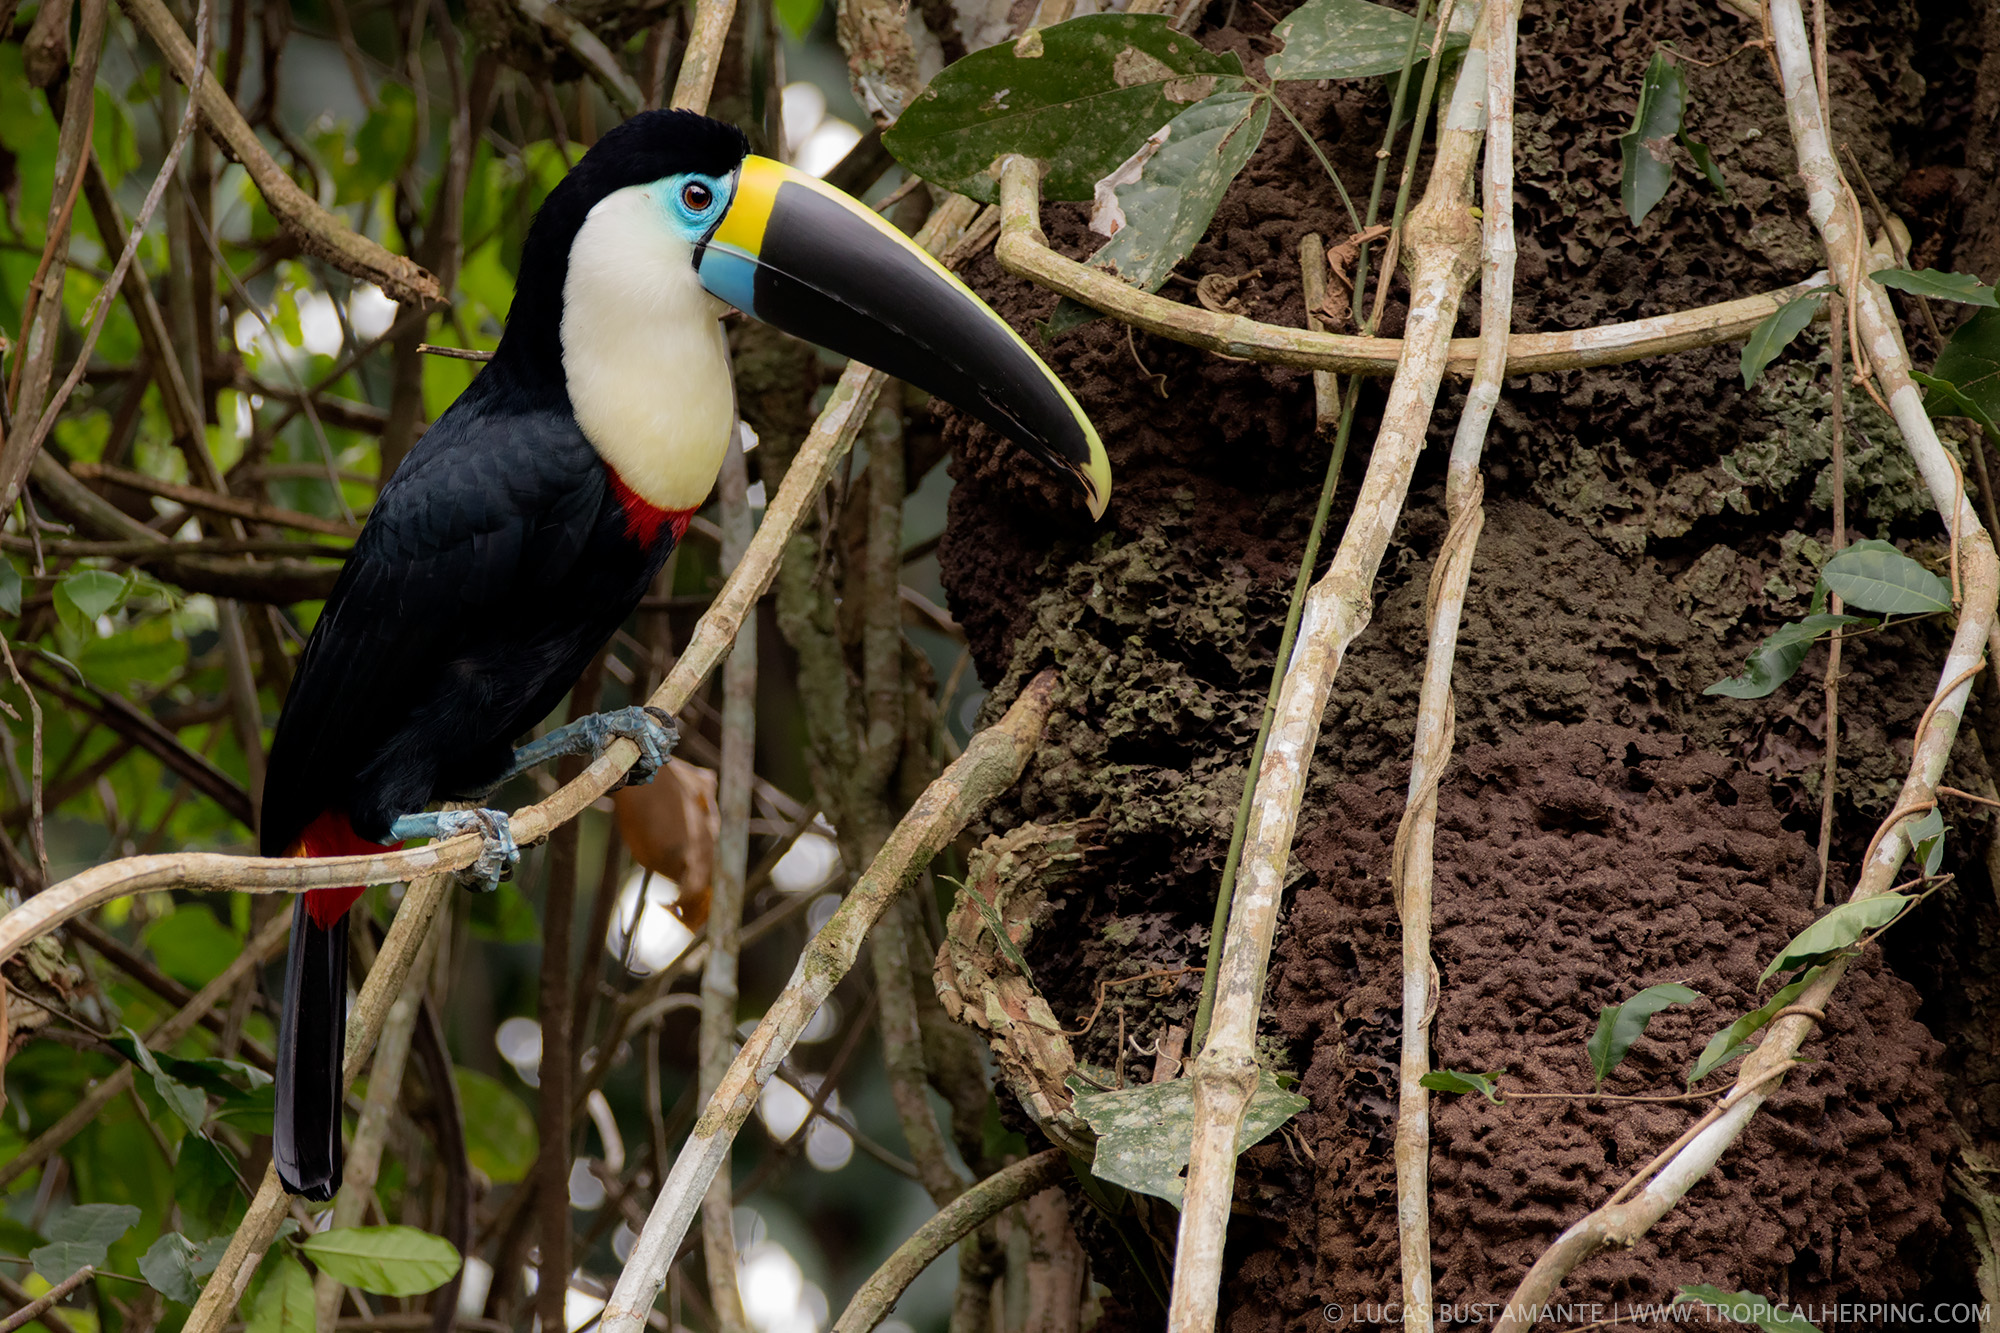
[389,808,517,891]
[500,705,678,791]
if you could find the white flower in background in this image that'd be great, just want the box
[781,82,863,179]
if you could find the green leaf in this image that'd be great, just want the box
[1586,982,1701,1088]
[1907,807,1947,877]
[1620,52,1688,225]
[54,568,130,636]
[29,1203,141,1281]
[1704,613,1866,699]
[246,1255,314,1333]
[1760,894,1908,983]
[1680,125,1727,199]
[1740,293,1824,389]
[1689,970,1820,1085]
[1870,267,1999,307]
[1820,538,1951,615]
[0,558,20,616]
[1675,1286,1822,1332]
[1265,0,1467,81]
[1922,306,2000,438]
[172,1134,248,1236]
[120,1025,210,1132]
[300,1226,462,1296]
[1071,1067,1306,1205]
[210,1081,276,1137]
[138,1233,229,1305]
[1074,90,1270,310]
[342,85,417,206]
[774,0,822,38]
[883,14,1244,205]
[454,1068,538,1184]
[1419,1068,1504,1104]
[144,905,245,989]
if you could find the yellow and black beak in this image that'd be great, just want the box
[696,156,1111,519]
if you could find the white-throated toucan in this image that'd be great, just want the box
[260,109,1109,1200]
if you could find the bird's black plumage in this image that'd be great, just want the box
[262,109,748,1199]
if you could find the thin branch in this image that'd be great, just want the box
[598,671,1060,1333]
[115,0,438,303]
[69,464,360,539]
[184,872,454,1333]
[670,0,738,114]
[1485,0,2000,1318]
[515,0,643,114]
[994,164,1832,378]
[1387,10,1516,1329]
[0,1264,93,1333]
[830,1151,1069,1333]
[1171,10,1493,1327]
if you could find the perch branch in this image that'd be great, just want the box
[1388,8,1516,1329]
[994,163,1830,378]
[597,671,1059,1333]
[1170,10,1494,1329]
[1485,0,2000,1321]
[829,1151,1069,1333]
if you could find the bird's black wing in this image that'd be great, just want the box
[260,390,613,856]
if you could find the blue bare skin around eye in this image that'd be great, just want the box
[661,172,731,240]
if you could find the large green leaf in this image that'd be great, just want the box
[1760,894,1907,983]
[138,1233,230,1305]
[1265,0,1466,81]
[1067,90,1270,326]
[1621,53,1688,225]
[29,1204,141,1281]
[1675,1286,1822,1332]
[1907,807,1948,878]
[301,1226,462,1296]
[1704,613,1867,699]
[883,15,1244,204]
[455,1067,538,1184]
[1586,982,1700,1088]
[247,1255,315,1333]
[1922,305,2000,438]
[1419,1068,1504,1104]
[1688,969,1820,1086]
[1739,293,1823,389]
[54,568,130,637]
[1072,1068,1306,1205]
[121,1026,210,1132]
[144,905,245,989]
[1819,539,1951,615]
[1870,267,1998,307]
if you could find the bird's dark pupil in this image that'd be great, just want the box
[684,183,711,210]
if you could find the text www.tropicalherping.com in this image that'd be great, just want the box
[1318,1301,1992,1328]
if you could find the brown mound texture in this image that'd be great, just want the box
[927,0,1997,1319]
[1232,723,1951,1323]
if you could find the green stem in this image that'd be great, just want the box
[1190,375,1360,1051]
[1191,0,1441,1057]
[1254,82,1363,237]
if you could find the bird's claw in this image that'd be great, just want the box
[593,705,679,790]
[389,807,518,892]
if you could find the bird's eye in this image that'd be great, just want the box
[682,182,714,212]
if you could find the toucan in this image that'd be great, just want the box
[260,109,1110,1200]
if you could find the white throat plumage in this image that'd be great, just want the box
[562,184,736,513]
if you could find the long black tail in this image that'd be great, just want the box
[274,895,349,1201]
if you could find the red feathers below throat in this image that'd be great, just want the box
[608,468,696,547]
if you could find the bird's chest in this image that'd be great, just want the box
[563,310,735,515]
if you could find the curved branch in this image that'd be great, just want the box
[830,1151,1069,1333]
[994,161,1831,378]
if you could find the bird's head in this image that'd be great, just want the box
[507,109,1110,519]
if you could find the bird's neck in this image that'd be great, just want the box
[560,191,737,513]
[606,465,697,547]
